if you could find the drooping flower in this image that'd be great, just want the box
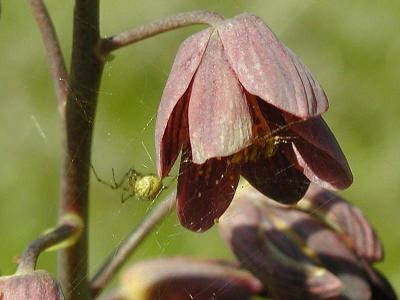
[219,184,397,300]
[155,13,352,232]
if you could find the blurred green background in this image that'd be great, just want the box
[1,0,399,296]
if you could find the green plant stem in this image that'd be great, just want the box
[90,193,176,297]
[98,10,224,56]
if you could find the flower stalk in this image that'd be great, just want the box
[28,0,68,111]
[16,215,83,275]
[97,10,224,57]
[90,192,176,297]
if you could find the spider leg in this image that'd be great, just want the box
[91,162,120,190]
[121,192,135,203]
[113,167,134,189]
[91,163,137,192]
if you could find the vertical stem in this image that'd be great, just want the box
[59,1,103,299]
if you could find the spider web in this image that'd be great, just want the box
[84,92,331,300]
[67,15,336,300]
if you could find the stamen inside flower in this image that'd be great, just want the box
[228,137,281,165]
[264,137,280,157]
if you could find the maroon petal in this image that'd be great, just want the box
[218,13,328,118]
[120,258,263,300]
[155,29,212,177]
[157,96,189,178]
[189,31,253,164]
[241,147,310,204]
[177,144,240,232]
[300,184,383,263]
[285,115,353,190]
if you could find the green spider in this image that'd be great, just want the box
[91,164,164,203]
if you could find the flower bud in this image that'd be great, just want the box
[0,270,64,300]
[119,257,262,300]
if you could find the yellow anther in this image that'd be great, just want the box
[230,152,243,164]
[248,147,258,162]
[265,139,279,157]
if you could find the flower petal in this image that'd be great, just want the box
[299,184,383,263]
[241,147,310,204]
[156,96,189,178]
[189,31,253,164]
[177,144,240,232]
[218,13,328,118]
[120,258,263,300]
[285,115,353,189]
[155,28,212,177]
